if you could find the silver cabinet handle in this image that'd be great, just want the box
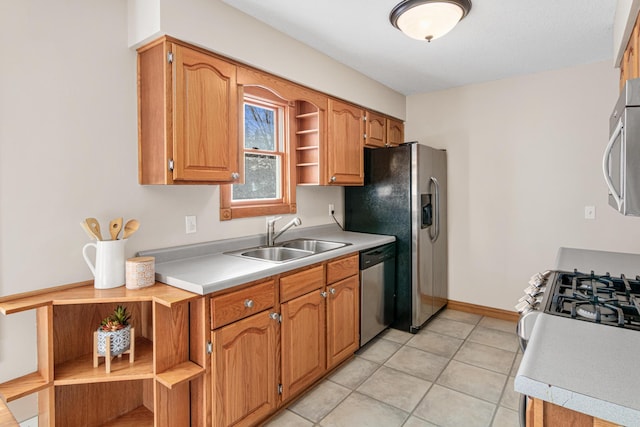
[329,288,336,295]
[231,172,240,180]
[269,312,279,321]
[330,176,336,182]
[244,299,254,308]
[321,291,327,298]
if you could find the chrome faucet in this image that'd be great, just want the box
[266,216,302,246]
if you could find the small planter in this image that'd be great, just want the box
[93,325,135,373]
[96,324,131,356]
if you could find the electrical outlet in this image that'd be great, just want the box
[185,215,197,233]
[584,206,596,220]
[329,203,335,216]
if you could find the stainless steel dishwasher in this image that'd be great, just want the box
[360,242,396,346]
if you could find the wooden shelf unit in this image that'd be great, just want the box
[0,281,205,427]
[295,101,322,185]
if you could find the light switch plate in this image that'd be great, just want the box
[584,206,596,220]
[185,215,197,233]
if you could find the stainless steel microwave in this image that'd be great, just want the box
[604,78,640,215]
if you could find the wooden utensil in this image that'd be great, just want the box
[123,219,140,239]
[109,217,123,240]
[80,221,100,240]
[85,218,103,241]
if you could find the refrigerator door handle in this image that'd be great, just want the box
[429,177,440,243]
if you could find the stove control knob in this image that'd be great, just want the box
[515,300,532,313]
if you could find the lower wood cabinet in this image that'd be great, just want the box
[212,310,279,427]
[326,274,360,370]
[527,398,620,427]
[281,289,326,401]
[209,253,360,427]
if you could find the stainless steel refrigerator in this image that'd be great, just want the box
[345,143,447,333]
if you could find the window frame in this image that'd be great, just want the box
[220,85,296,220]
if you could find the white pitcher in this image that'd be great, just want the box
[82,239,127,289]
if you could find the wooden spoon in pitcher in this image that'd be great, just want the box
[123,219,140,239]
[109,217,123,240]
[85,217,103,241]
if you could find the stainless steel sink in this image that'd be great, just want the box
[227,246,313,263]
[225,239,350,263]
[279,239,349,253]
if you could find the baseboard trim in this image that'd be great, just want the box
[447,300,519,322]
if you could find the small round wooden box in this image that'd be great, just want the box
[125,256,155,290]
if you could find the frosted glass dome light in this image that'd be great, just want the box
[390,0,472,42]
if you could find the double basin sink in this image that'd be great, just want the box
[226,239,350,263]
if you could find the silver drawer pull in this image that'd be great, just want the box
[330,288,336,295]
[244,299,254,308]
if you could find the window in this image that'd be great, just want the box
[220,86,296,220]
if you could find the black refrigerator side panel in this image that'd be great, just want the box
[345,145,413,331]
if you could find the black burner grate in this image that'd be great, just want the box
[545,271,640,330]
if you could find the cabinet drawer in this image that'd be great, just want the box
[280,265,324,302]
[326,254,358,284]
[211,280,276,329]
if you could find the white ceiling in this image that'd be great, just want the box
[221,0,617,95]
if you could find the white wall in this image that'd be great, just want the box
[128,0,406,119]
[406,61,640,312]
[0,0,404,421]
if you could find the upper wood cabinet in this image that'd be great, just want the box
[137,37,240,184]
[386,117,405,146]
[326,99,365,186]
[364,111,387,148]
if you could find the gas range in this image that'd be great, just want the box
[544,270,640,330]
[517,270,640,331]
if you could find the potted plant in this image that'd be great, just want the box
[96,305,132,357]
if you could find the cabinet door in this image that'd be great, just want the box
[386,118,405,147]
[173,44,239,182]
[326,275,360,370]
[281,290,326,401]
[365,111,386,148]
[212,311,278,427]
[326,99,364,185]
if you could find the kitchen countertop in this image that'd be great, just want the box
[138,224,395,295]
[515,247,640,426]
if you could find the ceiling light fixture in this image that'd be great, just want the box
[389,0,472,42]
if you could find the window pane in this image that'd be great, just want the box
[244,104,275,151]
[232,153,281,200]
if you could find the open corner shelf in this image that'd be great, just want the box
[0,281,206,426]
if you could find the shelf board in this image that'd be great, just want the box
[0,282,198,315]
[296,163,319,167]
[106,405,154,427]
[295,112,318,119]
[156,361,205,389]
[0,372,49,402]
[54,338,154,385]
[295,129,318,135]
[296,182,320,186]
[295,146,318,151]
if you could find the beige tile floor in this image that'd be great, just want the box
[265,309,522,427]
